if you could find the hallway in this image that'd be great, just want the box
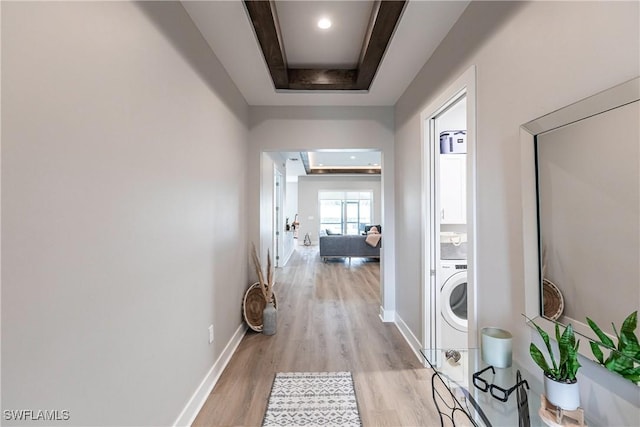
[193,247,439,426]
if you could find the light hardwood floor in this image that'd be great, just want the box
[193,246,440,427]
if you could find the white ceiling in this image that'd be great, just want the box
[276,1,375,68]
[309,151,381,168]
[182,1,470,106]
[284,154,307,181]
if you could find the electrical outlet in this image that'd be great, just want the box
[208,325,214,344]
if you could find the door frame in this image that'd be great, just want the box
[273,167,284,267]
[420,65,478,350]
[257,148,392,316]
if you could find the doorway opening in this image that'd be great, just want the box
[421,66,477,351]
[259,148,387,313]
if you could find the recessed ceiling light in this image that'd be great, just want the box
[318,163,324,166]
[317,18,332,30]
[350,155,356,159]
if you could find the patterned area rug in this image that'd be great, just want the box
[262,372,362,427]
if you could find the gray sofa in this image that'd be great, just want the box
[318,230,381,261]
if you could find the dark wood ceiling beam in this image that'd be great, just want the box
[244,0,288,89]
[287,69,357,91]
[309,168,381,175]
[356,1,406,90]
[244,0,406,91]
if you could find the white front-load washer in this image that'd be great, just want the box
[439,260,468,349]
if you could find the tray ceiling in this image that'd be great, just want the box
[276,1,375,69]
[284,150,382,179]
[244,0,406,91]
[182,1,470,106]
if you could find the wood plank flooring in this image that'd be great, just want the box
[193,246,440,427]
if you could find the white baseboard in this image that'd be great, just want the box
[394,313,424,364]
[379,306,395,323]
[173,323,247,427]
[281,246,294,266]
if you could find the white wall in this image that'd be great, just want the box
[248,106,396,318]
[285,181,299,227]
[260,152,287,266]
[284,179,298,260]
[297,176,382,245]
[394,1,639,425]
[1,2,249,425]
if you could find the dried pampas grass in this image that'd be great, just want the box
[251,243,274,304]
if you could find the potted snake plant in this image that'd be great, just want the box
[529,319,581,410]
[586,310,640,384]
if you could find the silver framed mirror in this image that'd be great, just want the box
[521,77,640,384]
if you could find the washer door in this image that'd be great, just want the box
[441,271,468,332]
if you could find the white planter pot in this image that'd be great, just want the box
[544,375,580,410]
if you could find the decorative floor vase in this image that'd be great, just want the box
[263,302,277,336]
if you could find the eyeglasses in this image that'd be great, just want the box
[472,366,530,403]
